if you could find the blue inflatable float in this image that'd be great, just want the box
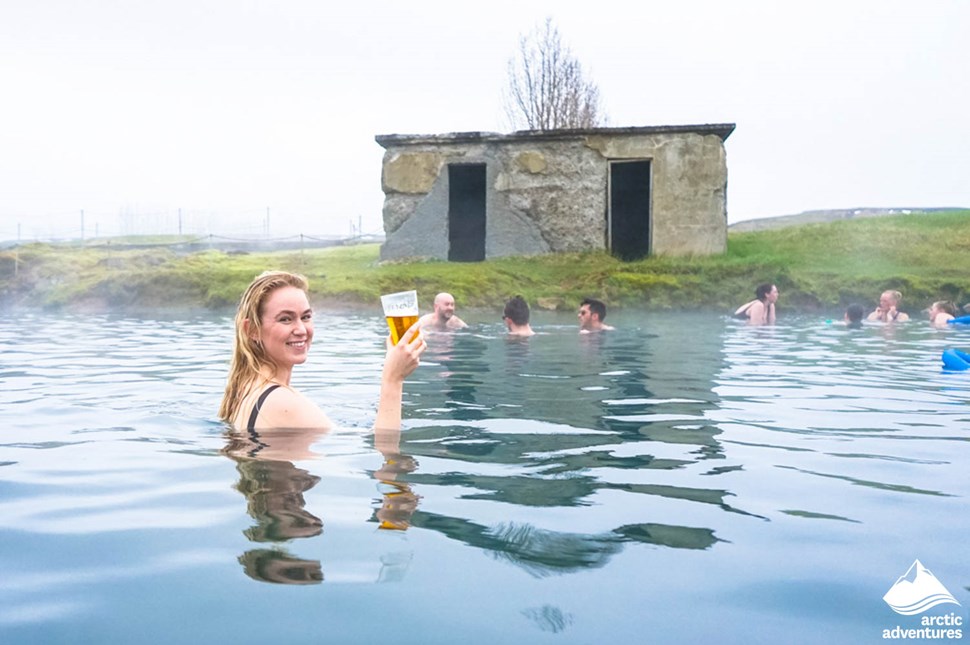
[947,315,970,325]
[942,349,970,371]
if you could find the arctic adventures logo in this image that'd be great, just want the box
[882,560,963,641]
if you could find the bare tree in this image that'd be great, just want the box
[504,18,605,131]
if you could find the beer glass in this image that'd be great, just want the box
[380,290,420,345]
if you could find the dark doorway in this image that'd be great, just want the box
[448,164,487,262]
[609,160,651,260]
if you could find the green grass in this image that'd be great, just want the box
[2,210,969,315]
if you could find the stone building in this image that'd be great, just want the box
[375,123,735,262]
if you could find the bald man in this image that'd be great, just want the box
[417,292,468,331]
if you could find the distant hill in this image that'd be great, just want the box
[729,207,967,232]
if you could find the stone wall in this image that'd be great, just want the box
[376,124,734,261]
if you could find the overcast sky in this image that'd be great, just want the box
[1,0,967,241]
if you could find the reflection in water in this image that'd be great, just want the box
[226,440,325,585]
[237,548,323,586]
[230,457,323,584]
[484,521,623,575]
[423,332,491,421]
[372,426,420,531]
[410,514,720,578]
[522,605,574,634]
[222,420,423,584]
[613,522,721,549]
[375,481,420,531]
[233,458,323,542]
[398,321,729,576]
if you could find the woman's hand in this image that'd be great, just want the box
[383,321,426,383]
[375,322,426,431]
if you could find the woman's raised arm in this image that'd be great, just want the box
[375,322,426,430]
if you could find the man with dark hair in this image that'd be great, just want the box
[844,303,865,329]
[578,297,614,333]
[503,295,535,337]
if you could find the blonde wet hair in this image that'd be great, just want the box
[219,271,310,423]
[882,290,903,305]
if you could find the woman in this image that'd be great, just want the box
[928,300,957,328]
[867,290,910,322]
[219,271,425,432]
[734,283,778,325]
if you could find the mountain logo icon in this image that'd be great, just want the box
[883,559,961,615]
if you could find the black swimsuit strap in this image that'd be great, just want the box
[245,384,281,458]
[247,384,281,431]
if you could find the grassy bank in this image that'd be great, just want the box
[2,210,969,315]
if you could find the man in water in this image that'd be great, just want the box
[844,303,865,329]
[578,297,614,333]
[418,292,468,331]
[503,295,535,337]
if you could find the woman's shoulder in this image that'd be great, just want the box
[734,299,757,316]
[259,385,333,429]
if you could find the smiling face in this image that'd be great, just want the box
[255,285,314,368]
[434,294,456,321]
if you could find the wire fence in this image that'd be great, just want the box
[0,230,385,280]
[0,206,384,247]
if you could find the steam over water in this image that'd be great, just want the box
[1,310,968,644]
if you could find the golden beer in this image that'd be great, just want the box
[380,290,420,345]
[385,314,419,345]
